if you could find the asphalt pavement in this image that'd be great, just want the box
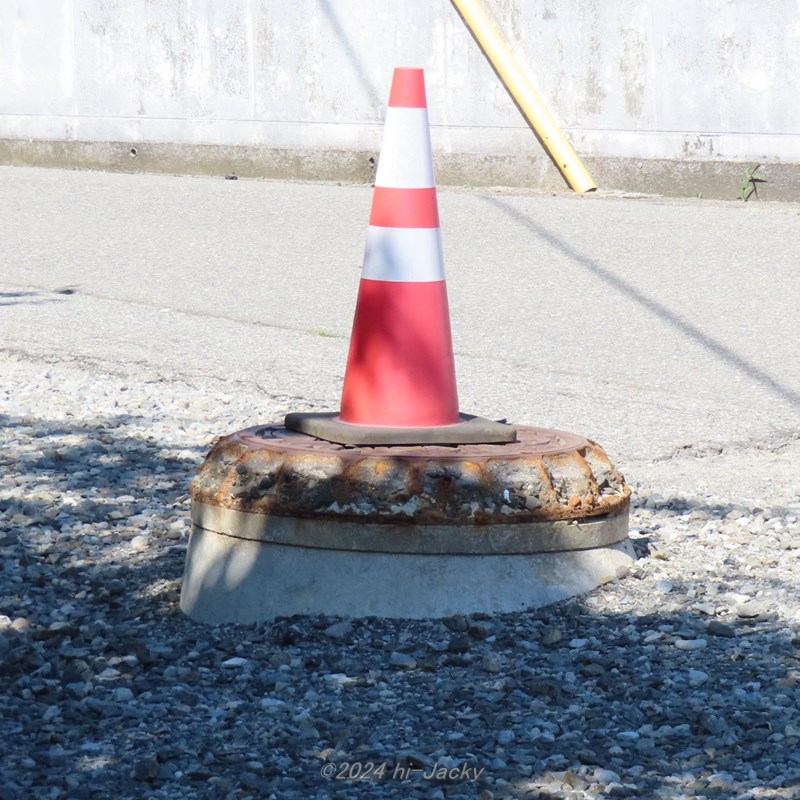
[1,166,798,504]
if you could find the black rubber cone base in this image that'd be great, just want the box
[284,411,517,446]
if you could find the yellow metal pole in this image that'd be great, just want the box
[450,0,596,193]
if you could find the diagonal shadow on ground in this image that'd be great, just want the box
[480,196,800,409]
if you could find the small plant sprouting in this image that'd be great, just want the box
[739,163,766,202]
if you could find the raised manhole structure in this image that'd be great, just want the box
[181,425,633,623]
[180,66,634,623]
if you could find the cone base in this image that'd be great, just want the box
[284,412,517,446]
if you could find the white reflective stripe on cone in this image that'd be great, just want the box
[374,107,435,189]
[361,226,445,282]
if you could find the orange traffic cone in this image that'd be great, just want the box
[285,67,514,446]
[340,67,458,428]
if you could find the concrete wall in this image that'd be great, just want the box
[2,0,799,198]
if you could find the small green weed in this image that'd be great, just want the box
[738,163,766,201]
[309,328,337,338]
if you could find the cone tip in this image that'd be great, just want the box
[389,67,427,108]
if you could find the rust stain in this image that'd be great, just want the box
[191,424,630,526]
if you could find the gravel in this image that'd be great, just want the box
[1,354,799,800]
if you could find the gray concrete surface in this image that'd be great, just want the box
[181,526,636,623]
[7,140,800,202]
[1,166,798,505]
[4,1,800,202]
